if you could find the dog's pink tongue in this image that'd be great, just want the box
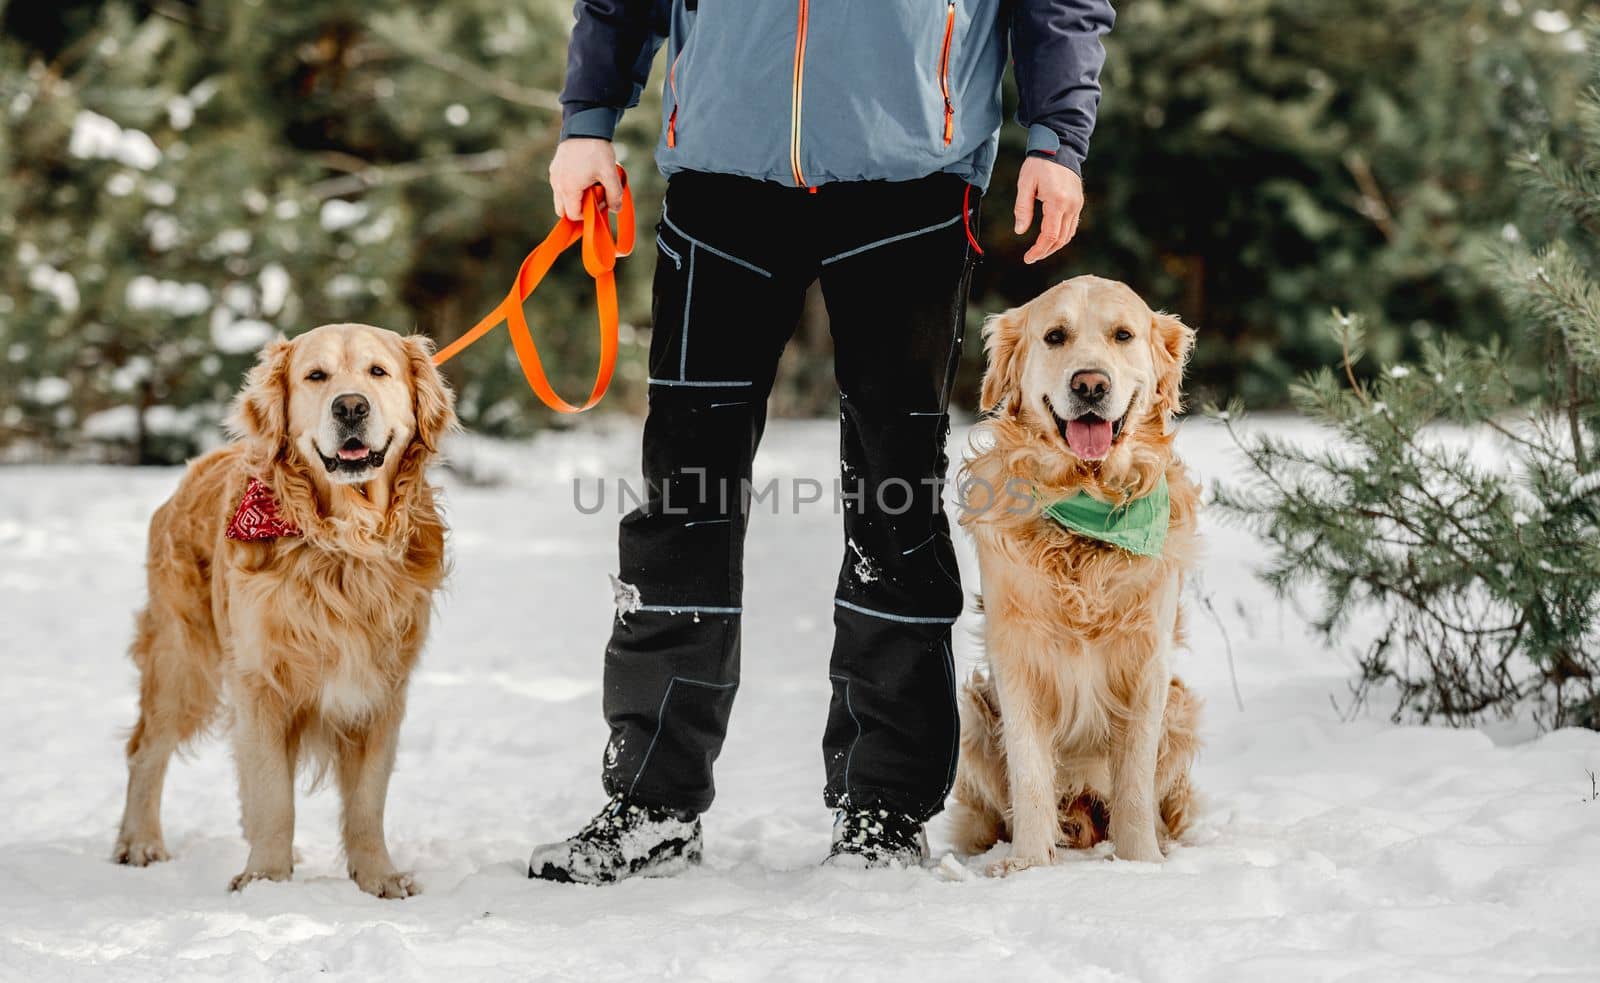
[1066,418,1114,459]
[337,446,369,461]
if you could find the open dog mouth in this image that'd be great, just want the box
[1043,395,1129,461]
[318,436,391,474]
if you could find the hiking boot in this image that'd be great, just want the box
[528,795,703,885]
[824,807,928,869]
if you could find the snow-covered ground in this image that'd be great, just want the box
[2,418,1597,982]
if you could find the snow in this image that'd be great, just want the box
[21,377,71,406]
[320,200,369,233]
[258,264,291,317]
[68,111,160,170]
[2,418,1598,981]
[209,312,275,356]
[1531,9,1571,34]
[125,276,211,317]
[26,264,80,313]
[80,405,202,443]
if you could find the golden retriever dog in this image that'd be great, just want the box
[948,276,1203,874]
[112,323,454,898]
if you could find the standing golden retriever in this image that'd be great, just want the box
[113,323,454,898]
[949,276,1202,874]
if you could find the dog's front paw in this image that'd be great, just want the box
[988,846,1055,877]
[352,868,418,900]
[1111,832,1163,863]
[113,837,170,867]
[229,865,291,892]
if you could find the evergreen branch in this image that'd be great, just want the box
[1514,147,1600,241]
[1334,313,1370,408]
[368,25,561,112]
[1567,350,1588,471]
[308,149,508,200]
[1342,150,1396,242]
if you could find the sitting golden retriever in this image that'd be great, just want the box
[949,276,1202,873]
[113,323,454,898]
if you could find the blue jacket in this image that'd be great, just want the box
[560,0,1114,190]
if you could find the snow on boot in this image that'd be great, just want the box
[824,807,928,869]
[528,795,703,885]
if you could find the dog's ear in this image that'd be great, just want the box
[403,334,456,453]
[229,336,293,451]
[980,306,1027,415]
[1150,312,1196,417]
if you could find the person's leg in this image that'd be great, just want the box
[816,174,981,830]
[601,172,813,814]
[532,172,813,884]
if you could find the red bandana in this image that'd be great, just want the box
[226,478,302,541]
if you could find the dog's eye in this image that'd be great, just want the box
[1114,328,1134,343]
[1043,328,1066,347]
[306,370,327,382]
[370,365,387,378]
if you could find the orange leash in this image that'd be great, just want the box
[433,166,635,413]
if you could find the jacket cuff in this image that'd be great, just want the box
[1024,123,1084,176]
[560,106,622,142]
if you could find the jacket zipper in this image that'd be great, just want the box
[666,49,683,148]
[790,0,811,188]
[939,2,956,145]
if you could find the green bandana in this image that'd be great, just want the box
[1039,477,1170,557]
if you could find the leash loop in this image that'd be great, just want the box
[433,166,634,414]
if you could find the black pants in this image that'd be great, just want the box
[602,171,981,820]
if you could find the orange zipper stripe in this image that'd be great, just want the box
[790,0,810,187]
[939,2,955,145]
[666,50,682,147]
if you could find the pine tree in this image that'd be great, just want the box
[973,0,1591,411]
[0,4,412,461]
[1215,25,1600,730]
[0,0,657,459]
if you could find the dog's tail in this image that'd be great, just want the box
[948,670,1010,855]
[1157,677,1203,841]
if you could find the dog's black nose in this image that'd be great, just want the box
[1071,370,1110,403]
[332,393,370,424]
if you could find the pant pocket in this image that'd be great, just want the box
[647,221,695,382]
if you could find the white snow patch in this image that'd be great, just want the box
[126,275,211,317]
[847,537,879,583]
[143,214,182,252]
[23,377,71,405]
[209,309,274,355]
[144,181,176,206]
[26,264,80,312]
[110,357,152,393]
[68,110,160,170]
[609,574,642,619]
[258,263,291,316]
[105,172,136,197]
[1570,470,1600,503]
[210,229,252,255]
[320,198,369,232]
[1531,9,1571,33]
[325,274,364,299]
[2,420,1598,981]
[81,404,201,441]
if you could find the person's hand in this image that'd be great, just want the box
[549,138,623,221]
[1013,156,1085,265]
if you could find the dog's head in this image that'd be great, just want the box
[980,276,1194,465]
[232,323,455,493]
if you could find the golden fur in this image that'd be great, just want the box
[113,323,455,898]
[948,276,1204,873]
